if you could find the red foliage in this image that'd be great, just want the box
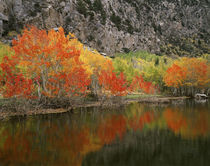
[164,64,187,88]
[0,26,91,99]
[0,56,35,98]
[98,70,128,96]
[129,75,156,94]
[164,58,209,88]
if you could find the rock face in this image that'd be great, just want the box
[0,0,210,56]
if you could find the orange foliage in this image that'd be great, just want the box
[163,64,187,88]
[0,26,90,98]
[0,56,35,98]
[129,75,156,94]
[164,57,209,88]
[98,70,128,96]
[0,26,160,99]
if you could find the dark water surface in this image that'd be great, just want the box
[0,99,210,166]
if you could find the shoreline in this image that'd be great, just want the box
[0,96,191,120]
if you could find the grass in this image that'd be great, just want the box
[124,93,163,99]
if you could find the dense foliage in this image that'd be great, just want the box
[113,51,210,96]
[164,57,210,95]
[0,26,209,105]
[0,26,156,105]
[1,27,91,99]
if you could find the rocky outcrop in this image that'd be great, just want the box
[0,0,210,56]
[0,0,8,37]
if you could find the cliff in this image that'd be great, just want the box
[0,0,210,56]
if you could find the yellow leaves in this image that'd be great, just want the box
[202,54,210,63]
[64,36,113,76]
[18,60,32,71]
[0,42,14,62]
[68,32,76,39]
[81,48,112,75]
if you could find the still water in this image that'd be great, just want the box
[0,99,210,166]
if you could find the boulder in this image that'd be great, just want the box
[195,93,208,99]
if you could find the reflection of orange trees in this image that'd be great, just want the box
[164,109,187,133]
[0,116,125,166]
[97,115,127,144]
[192,111,209,138]
[0,130,39,165]
[0,123,100,166]
[1,109,209,165]
[164,108,210,138]
[128,112,155,131]
[139,112,155,128]
[48,125,91,166]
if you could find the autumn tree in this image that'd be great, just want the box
[0,26,90,100]
[0,56,35,98]
[164,57,210,96]
[129,75,156,94]
[163,64,187,88]
[98,70,128,97]
[63,32,114,97]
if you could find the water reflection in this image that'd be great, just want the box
[0,100,210,166]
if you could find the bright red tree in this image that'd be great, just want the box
[98,70,128,96]
[129,75,156,94]
[0,26,90,99]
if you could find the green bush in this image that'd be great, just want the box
[113,57,140,83]
[0,42,14,75]
[114,50,174,90]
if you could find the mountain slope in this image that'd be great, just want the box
[0,0,210,56]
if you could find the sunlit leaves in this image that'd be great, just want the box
[163,64,187,88]
[98,70,128,96]
[113,57,140,83]
[0,56,35,99]
[164,57,210,88]
[129,75,156,94]
[1,26,91,98]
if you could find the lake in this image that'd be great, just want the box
[0,99,210,166]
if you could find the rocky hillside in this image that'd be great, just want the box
[0,0,210,56]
